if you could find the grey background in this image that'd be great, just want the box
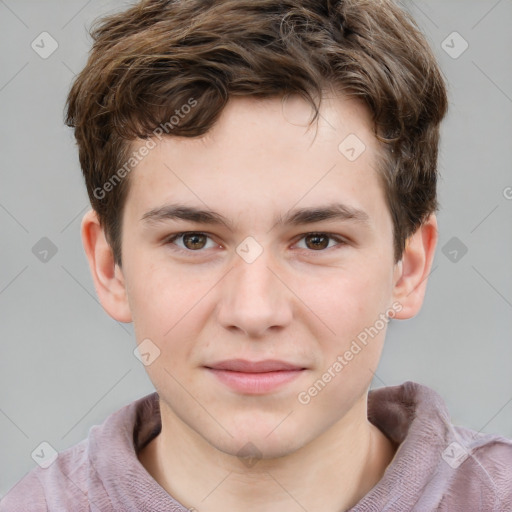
[1,0,511,497]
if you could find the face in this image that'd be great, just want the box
[118,94,403,458]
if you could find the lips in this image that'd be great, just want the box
[204,359,306,394]
[204,359,305,373]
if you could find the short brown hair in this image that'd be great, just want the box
[65,0,448,266]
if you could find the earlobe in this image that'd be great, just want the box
[392,214,438,319]
[81,209,132,323]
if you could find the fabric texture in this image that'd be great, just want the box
[1,381,511,511]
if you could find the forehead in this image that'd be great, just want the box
[123,94,388,229]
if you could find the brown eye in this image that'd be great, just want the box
[304,233,330,250]
[181,233,208,250]
[166,232,216,252]
[295,232,347,252]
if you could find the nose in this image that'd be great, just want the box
[216,245,293,338]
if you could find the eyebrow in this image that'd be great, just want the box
[141,202,370,231]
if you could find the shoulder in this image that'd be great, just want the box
[455,424,512,472]
[0,394,156,512]
[0,470,47,512]
[0,438,99,512]
[439,426,512,510]
[367,381,512,511]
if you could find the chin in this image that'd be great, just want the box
[203,416,309,461]
[215,435,303,462]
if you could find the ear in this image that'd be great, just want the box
[81,209,132,323]
[392,214,438,319]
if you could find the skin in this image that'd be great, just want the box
[81,93,437,511]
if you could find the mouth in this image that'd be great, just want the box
[203,359,307,394]
[205,359,305,372]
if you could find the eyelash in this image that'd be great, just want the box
[163,231,348,256]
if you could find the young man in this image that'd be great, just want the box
[2,0,511,510]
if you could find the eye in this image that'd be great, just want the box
[294,232,347,252]
[164,231,347,255]
[165,232,217,252]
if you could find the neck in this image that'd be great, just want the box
[138,392,396,511]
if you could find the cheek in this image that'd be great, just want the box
[301,266,393,397]
[308,267,392,340]
[128,262,218,373]
[297,276,391,413]
[128,250,197,323]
